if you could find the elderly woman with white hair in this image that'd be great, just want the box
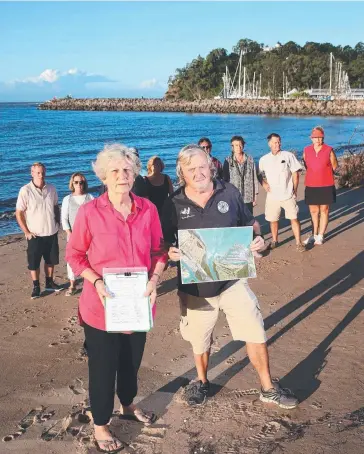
[66,143,167,453]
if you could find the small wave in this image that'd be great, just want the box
[0,211,16,220]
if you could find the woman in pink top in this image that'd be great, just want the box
[66,144,167,453]
[303,127,338,246]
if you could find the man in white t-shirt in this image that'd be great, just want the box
[258,133,305,252]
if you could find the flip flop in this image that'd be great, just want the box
[95,436,124,453]
[119,408,157,425]
[65,288,77,296]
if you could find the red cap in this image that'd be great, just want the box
[311,127,324,138]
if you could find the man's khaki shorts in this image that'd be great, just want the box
[265,196,299,222]
[178,280,267,355]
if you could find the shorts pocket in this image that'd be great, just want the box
[179,316,190,341]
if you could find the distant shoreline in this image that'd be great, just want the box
[38,98,364,116]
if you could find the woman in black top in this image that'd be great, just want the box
[145,156,173,215]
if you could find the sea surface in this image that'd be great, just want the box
[1,102,363,237]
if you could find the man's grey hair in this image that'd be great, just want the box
[176,144,217,186]
[92,143,141,182]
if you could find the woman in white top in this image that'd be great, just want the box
[61,173,94,296]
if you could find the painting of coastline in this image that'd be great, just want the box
[178,227,256,284]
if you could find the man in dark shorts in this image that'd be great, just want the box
[16,162,63,299]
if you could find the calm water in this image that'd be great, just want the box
[1,102,363,236]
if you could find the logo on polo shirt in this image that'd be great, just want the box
[180,207,195,219]
[217,201,229,214]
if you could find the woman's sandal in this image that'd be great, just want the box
[119,408,157,425]
[95,436,124,453]
[65,288,77,297]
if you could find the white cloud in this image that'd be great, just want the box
[15,68,111,86]
[140,78,159,89]
[0,69,166,101]
[22,69,61,84]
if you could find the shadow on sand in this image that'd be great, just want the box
[138,249,364,416]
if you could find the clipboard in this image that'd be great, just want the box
[103,267,153,333]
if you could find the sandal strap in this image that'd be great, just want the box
[96,437,122,447]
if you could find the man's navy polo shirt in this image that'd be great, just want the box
[161,179,255,298]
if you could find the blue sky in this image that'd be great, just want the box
[1,2,363,101]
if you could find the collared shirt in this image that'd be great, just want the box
[223,154,259,203]
[161,179,255,298]
[258,151,302,201]
[66,192,168,331]
[16,181,59,236]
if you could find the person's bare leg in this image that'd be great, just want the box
[69,279,76,290]
[30,269,40,281]
[246,343,274,391]
[194,351,210,383]
[290,219,302,245]
[318,205,330,236]
[44,264,54,278]
[309,205,320,236]
[270,221,279,242]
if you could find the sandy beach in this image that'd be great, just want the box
[1,180,364,454]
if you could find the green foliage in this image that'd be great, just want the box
[166,38,364,100]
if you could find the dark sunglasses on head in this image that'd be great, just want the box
[74,180,85,185]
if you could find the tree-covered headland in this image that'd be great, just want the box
[166,39,364,100]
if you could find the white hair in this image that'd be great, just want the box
[92,143,141,182]
[176,144,216,185]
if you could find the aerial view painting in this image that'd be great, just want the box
[178,227,256,284]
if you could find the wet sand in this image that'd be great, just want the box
[1,181,364,453]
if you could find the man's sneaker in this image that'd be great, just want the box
[270,241,279,250]
[45,280,63,292]
[314,234,324,245]
[185,380,210,406]
[296,243,306,253]
[303,235,315,246]
[31,286,41,299]
[260,382,299,409]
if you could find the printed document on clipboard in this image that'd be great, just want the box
[103,267,153,332]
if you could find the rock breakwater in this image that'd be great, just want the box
[38,98,364,116]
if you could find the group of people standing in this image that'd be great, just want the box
[199,128,338,252]
[14,126,338,453]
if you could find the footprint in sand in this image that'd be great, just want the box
[41,413,88,442]
[226,356,236,365]
[2,407,54,442]
[129,424,168,453]
[68,316,78,326]
[171,354,187,362]
[62,326,76,334]
[76,345,88,362]
[310,401,323,409]
[69,378,87,395]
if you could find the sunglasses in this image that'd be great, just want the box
[74,180,85,185]
[201,145,211,150]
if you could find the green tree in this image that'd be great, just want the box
[166,38,364,99]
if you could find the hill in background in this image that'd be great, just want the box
[166,38,364,100]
